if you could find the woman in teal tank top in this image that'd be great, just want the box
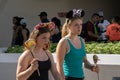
[56,9,99,80]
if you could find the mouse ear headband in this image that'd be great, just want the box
[34,22,55,31]
[28,22,55,40]
[66,9,85,19]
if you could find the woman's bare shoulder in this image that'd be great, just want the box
[45,50,52,55]
[18,50,32,62]
[58,37,68,46]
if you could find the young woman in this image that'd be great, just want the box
[16,22,63,80]
[56,9,99,80]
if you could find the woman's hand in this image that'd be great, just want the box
[30,58,39,71]
[91,65,99,73]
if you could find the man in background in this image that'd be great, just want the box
[97,11,110,41]
[38,11,49,23]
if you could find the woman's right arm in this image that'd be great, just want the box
[16,51,38,80]
[56,38,67,79]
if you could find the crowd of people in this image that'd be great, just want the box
[14,9,120,80]
[11,11,120,47]
[80,11,120,42]
[11,12,62,47]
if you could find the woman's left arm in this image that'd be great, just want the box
[82,38,99,73]
[47,51,63,80]
[83,56,99,73]
[83,56,94,70]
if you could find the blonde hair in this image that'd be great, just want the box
[62,17,82,37]
[62,19,69,37]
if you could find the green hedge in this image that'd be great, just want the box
[85,42,120,54]
[5,42,120,54]
[5,43,58,53]
[5,45,24,53]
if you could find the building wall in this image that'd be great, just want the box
[0,0,120,47]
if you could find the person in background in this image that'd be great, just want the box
[20,18,30,43]
[16,22,63,80]
[97,11,110,41]
[38,11,49,23]
[11,16,21,46]
[106,16,120,41]
[14,17,29,46]
[11,17,30,46]
[85,13,100,42]
[56,9,99,80]
[51,17,62,43]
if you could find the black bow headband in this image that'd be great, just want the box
[66,9,85,19]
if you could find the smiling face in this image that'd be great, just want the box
[68,18,83,35]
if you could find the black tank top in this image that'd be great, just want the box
[27,52,51,80]
[15,27,30,46]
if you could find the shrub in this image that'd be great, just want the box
[5,45,24,53]
[5,43,58,53]
[85,41,120,54]
[5,42,120,54]
[50,43,58,53]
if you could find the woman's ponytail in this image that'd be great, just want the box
[62,19,69,37]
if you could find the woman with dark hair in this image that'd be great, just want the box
[11,16,21,46]
[16,22,63,80]
[12,17,30,46]
[56,9,99,80]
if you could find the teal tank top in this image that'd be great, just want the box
[63,37,86,78]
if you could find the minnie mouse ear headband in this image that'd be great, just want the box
[29,22,55,39]
[66,9,85,19]
[34,22,55,31]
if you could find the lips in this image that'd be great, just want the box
[44,43,48,46]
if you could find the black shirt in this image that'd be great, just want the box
[27,52,51,80]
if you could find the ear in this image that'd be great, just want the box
[81,10,85,17]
